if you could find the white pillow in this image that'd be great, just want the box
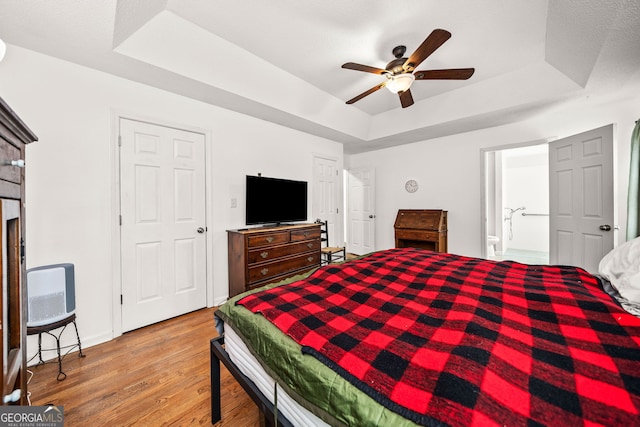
[598,236,640,305]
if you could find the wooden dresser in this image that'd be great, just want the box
[0,96,37,405]
[227,223,321,297]
[394,209,448,253]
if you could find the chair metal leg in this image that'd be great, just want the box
[71,320,85,358]
[53,332,66,381]
[35,333,45,364]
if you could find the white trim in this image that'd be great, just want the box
[110,110,122,338]
[204,128,215,308]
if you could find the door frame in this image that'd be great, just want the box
[480,138,551,259]
[110,111,213,338]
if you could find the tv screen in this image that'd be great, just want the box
[246,175,308,225]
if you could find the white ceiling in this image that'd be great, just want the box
[1,0,639,154]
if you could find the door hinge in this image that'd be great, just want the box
[20,238,25,264]
[118,135,122,147]
[120,294,123,305]
[119,215,122,226]
[336,208,339,214]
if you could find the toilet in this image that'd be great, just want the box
[487,235,500,256]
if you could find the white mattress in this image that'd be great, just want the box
[225,324,329,426]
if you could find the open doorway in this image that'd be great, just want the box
[483,143,549,264]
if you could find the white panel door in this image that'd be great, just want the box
[119,118,206,332]
[347,168,375,255]
[549,124,614,272]
[312,156,340,246]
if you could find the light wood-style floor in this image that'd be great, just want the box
[28,307,260,426]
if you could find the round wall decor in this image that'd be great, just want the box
[405,179,419,193]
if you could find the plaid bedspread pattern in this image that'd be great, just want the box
[237,248,640,426]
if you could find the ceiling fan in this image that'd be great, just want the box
[342,29,475,108]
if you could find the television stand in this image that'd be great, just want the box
[227,223,321,297]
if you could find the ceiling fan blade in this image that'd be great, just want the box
[342,62,388,75]
[399,89,414,108]
[403,29,451,72]
[414,68,475,80]
[346,82,387,104]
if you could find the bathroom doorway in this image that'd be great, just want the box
[482,142,549,264]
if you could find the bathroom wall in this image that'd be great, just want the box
[501,144,549,253]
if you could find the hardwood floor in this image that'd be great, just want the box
[28,307,260,426]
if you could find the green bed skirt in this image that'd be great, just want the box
[216,271,421,427]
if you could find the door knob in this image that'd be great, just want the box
[197,227,205,233]
[599,225,611,231]
[369,215,376,219]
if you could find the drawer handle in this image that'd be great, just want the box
[261,268,269,276]
[308,256,314,263]
[304,232,310,237]
[307,243,313,248]
[260,251,269,259]
[3,389,21,403]
[5,160,25,168]
[265,236,274,243]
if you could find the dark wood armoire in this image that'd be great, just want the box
[0,96,38,405]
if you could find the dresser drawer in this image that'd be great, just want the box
[247,231,290,248]
[247,240,321,264]
[248,252,320,284]
[291,227,321,242]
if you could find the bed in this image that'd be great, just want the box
[211,246,640,426]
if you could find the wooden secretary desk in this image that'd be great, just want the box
[0,96,38,405]
[394,209,448,253]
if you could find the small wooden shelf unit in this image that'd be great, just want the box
[227,223,321,297]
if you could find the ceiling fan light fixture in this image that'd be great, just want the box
[386,73,415,94]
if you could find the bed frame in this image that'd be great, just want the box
[210,335,294,426]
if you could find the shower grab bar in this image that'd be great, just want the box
[522,213,548,216]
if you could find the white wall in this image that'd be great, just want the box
[2,43,638,360]
[346,93,639,258]
[0,46,343,356]
[502,146,549,253]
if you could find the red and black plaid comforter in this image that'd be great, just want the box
[237,248,640,426]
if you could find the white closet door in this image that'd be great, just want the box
[119,118,207,332]
[313,155,340,245]
[347,168,376,255]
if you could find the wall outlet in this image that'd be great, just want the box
[231,198,237,208]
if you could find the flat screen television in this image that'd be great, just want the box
[246,175,308,225]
